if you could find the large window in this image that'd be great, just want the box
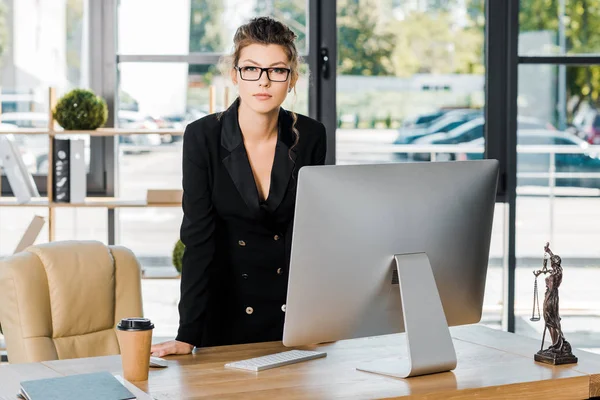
[515,1,600,353]
[0,0,91,255]
[515,65,600,353]
[3,1,596,351]
[335,0,485,165]
[519,0,600,56]
[115,0,309,339]
[118,0,308,56]
[0,0,89,192]
[333,0,506,329]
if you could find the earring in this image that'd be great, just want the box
[288,87,292,93]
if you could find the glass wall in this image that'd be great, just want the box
[519,0,600,56]
[334,0,505,328]
[118,0,308,55]
[515,64,600,353]
[6,1,598,350]
[335,0,486,165]
[115,0,308,339]
[0,0,88,255]
[516,0,600,353]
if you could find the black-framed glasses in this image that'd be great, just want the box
[235,66,291,82]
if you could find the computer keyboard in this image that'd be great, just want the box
[225,349,327,372]
[149,356,168,368]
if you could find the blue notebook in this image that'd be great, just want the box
[20,371,136,400]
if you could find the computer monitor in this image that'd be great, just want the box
[283,160,499,378]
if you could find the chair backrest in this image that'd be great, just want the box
[0,240,143,363]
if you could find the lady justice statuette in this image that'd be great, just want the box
[531,242,577,365]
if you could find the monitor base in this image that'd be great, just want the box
[356,253,457,378]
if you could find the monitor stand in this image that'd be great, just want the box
[356,253,457,378]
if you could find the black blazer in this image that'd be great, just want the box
[176,99,327,348]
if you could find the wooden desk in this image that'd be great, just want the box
[1,325,599,399]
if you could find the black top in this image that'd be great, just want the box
[117,318,154,332]
[176,99,327,347]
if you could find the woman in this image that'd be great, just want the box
[151,17,327,357]
[534,243,567,353]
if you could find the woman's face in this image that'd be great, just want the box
[232,43,296,115]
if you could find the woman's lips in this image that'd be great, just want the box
[253,93,272,101]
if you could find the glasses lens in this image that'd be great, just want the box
[240,66,261,80]
[268,68,289,82]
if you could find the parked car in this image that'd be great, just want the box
[118,110,162,151]
[395,109,482,145]
[570,108,600,144]
[0,112,49,128]
[401,107,478,128]
[158,109,207,142]
[457,130,600,188]
[0,123,21,132]
[411,116,551,161]
[401,110,447,128]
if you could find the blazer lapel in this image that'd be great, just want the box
[221,99,261,216]
[265,107,296,213]
[220,99,297,216]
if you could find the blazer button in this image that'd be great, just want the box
[281,304,286,312]
[274,235,280,241]
[276,268,283,275]
[246,306,254,315]
[238,240,246,247]
[242,273,248,279]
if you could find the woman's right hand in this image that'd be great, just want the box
[151,340,194,357]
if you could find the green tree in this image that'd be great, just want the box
[188,0,224,76]
[388,11,483,76]
[337,0,395,76]
[465,0,485,32]
[254,0,307,53]
[404,0,600,116]
[423,0,458,12]
[519,0,600,115]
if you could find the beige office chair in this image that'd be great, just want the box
[0,240,143,364]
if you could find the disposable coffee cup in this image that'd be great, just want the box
[116,317,154,381]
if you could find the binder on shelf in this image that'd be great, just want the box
[53,138,70,202]
[53,138,86,203]
[69,139,86,203]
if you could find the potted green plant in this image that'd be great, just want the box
[53,89,108,130]
[172,239,185,275]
